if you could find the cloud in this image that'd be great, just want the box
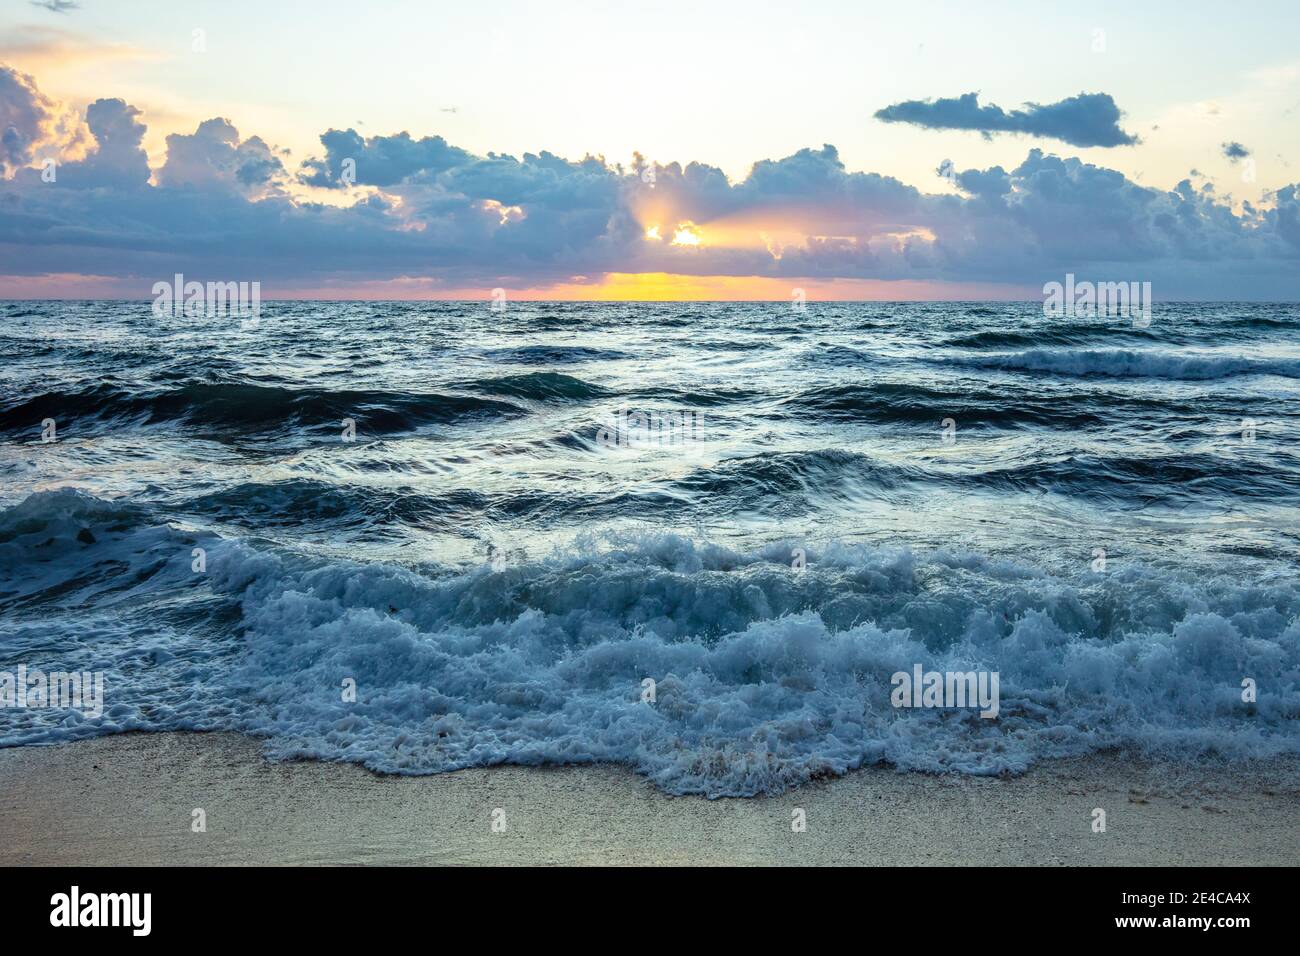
[29,1,80,13]
[298,129,472,188]
[158,117,286,195]
[1,69,1298,299]
[0,26,163,73]
[874,91,1139,148]
[1222,141,1251,161]
[0,63,89,174]
[53,98,151,188]
[1272,184,1300,250]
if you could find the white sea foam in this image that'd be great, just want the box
[1,490,1297,796]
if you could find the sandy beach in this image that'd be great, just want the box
[0,732,1295,866]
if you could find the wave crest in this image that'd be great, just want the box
[2,492,1296,796]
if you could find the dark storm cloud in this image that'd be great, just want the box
[874,92,1139,148]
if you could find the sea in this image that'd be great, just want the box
[1,299,1297,796]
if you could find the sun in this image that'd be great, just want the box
[671,223,702,246]
[644,225,661,240]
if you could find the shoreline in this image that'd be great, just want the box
[1,732,1296,866]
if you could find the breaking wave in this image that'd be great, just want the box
[1,490,1296,797]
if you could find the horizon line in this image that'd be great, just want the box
[4,296,1300,305]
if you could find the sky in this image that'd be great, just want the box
[2,0,1299,299]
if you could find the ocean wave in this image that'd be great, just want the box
[942,348,1300,380]
[939,327,1162,349]
[797,344,877,367]
[1,491,1296,795]
[779,382,1112,428]
[622,384,762,406]
[454,371,614,402]
[669,449,923,515]
[688,338,772,352]
[664,446,1300,508]
[0,381,528,436]
[177,478,664,529]
[478,345,630,364]
[952,452,1300,503]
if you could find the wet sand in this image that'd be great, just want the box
[1,732,1295,866]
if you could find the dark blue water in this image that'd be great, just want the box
[1,300,1297,794]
